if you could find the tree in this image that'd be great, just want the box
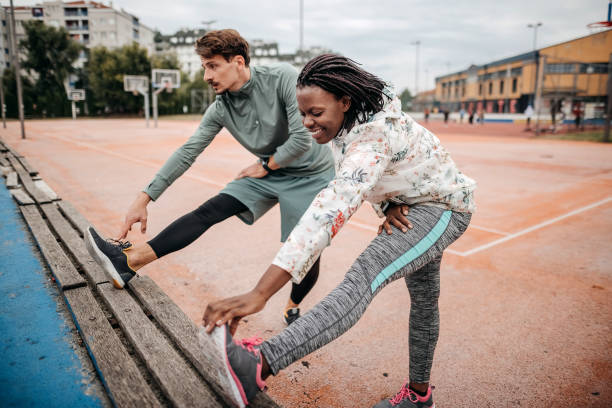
[1,68,35,118]
[86,43,151,114]
[399,88,413,111]
[20,20,81,117]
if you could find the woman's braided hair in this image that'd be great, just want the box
[297,54,387,132]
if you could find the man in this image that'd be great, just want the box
[85,29,334,324]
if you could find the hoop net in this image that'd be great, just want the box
[161,78,173,93]
[587,21,612,29]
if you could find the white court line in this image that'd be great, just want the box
[458,196,612,257]
[347,197,612,257]
[467,224,509,236]
[48,134,226,188]
[49,134,610,257]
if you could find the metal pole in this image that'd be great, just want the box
[527,23,542,107]
[144,91,150,128]
[534,55,546,136]
[71,100,76,120]
[603,53,612,143]
[153,91,157,128]
[0,71,6,128]
[9,0,25,139]
[411,40,420,96]
[299,0,303,52]
[152,86,165,128]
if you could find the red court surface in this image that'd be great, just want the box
[2,118,611,407]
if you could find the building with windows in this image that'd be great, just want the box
[0,0,154,70]
[155,28,207,79]
[155,29,333,80]
[434,29,611,117]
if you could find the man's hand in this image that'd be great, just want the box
[202,291,267,335]
[118,192,151,239]
[378,204,413,235]
[236,161,269,180]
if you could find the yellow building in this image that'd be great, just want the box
[433,29,612,117]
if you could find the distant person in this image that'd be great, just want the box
[85,29,335,326]
[478,108,485,125]
[443,108,449,124]
[572,102,583,130]
[203,53,476,408]
[524,104,534,130]
[424,107,430,123]
[550,98,557,133]
[459,107,466,123]
[468,108,475,124]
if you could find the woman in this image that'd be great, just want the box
[203,54,476,408]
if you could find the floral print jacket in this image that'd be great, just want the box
[273,87,476,283]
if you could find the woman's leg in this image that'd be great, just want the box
[405,255,441,393]
[259,206,470,375]
[127,193,247,269]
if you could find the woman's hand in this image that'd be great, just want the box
[202,291,267,335]
[377,204,413,235]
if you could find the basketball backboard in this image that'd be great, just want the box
[68,89,86,101]
[152,69,181,89]
[124,75,149,93]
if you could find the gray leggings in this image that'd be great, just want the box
[260,205,471,382]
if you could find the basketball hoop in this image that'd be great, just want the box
[587,21,612,29]
[161,78,173,93]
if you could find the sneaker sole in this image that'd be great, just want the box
[209,326,247,408]
[84,228,126,289]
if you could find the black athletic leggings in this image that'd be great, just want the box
[147,193,320,305]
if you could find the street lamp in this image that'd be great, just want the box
[527,22,542,108]
[527,22,542,51]
[411,40,420,96]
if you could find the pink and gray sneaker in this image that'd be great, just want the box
[373,382,435,408]
[213,325,267,407]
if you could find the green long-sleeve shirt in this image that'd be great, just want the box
[144,64,333,201]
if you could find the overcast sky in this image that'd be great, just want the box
[4,0,610,92]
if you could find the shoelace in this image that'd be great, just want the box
[390,382,420,405]
[236,336,263,353]
[107,238,132,250]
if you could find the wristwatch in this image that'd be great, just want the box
[259,157,274,173]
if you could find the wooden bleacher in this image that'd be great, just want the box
[0,138,279,408]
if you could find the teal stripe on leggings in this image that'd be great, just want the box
[370,210,452,293]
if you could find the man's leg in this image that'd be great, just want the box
[259,206,471,375]
[283,257,321,324]
[289,258,320,305]
[127,193,247,270]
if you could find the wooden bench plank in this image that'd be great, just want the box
[0,154,9,167]
[1,142,23,157]
[63,286,161,408]
[57,200,90,236]
[19,205,86,290]
[40,203,109,285]
[33,180,59,200]
[7,155,51,204]
[10,188,34,205]
[6,171,18,189]
[97,283,223,408]
[17,156,38,176]
[130,276,280,408]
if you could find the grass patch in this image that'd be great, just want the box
[159,114,203,121]
[541,130,610,143]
